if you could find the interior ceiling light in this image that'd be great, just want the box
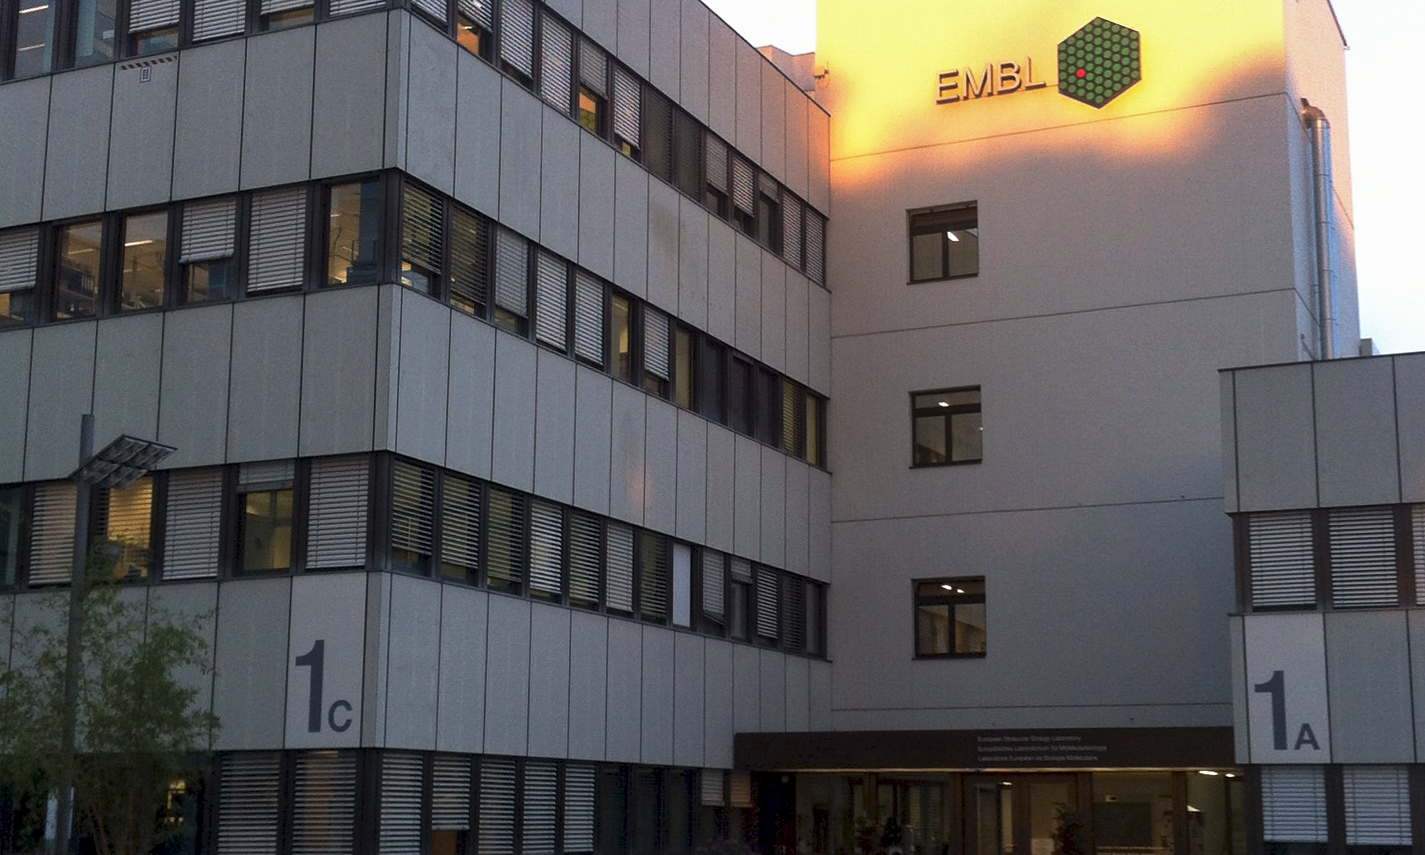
[946,231,960,242]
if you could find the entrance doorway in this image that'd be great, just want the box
[964,775,1078,855]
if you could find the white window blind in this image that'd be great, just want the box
[459,0,491,31]
[572,270,604,364]
[783,197,804,270]
[783,574,806,650]
[248,188,307,292]
[440,474,481,577]
[478,758,517,855]
[328,0,384,16]
[450,207,489,313]
[129,0,179,33]
[643,306,670,380]
[539,14,573,111]
[612,65,640,147]
[402,183,443,280]
[640,531,668,621]
[193,0,245,40]
[411,0,445,22]
[731,157,755,214]
[494,227,528,319]
[701,549,725,620]
[562,764,596,855]
[568,511,601,607]
[181,197,237,263]
[1414,505,1425,606]
[29,482,76,585]
[262,0,311,15]
[700,769,726,806]
[306,457,369,570]
[534,250,568,350]
[1329,507,1398,608]
[378,753,424,855]
[605,523,634,613]
[217,753,282,855]
[432,754,471,831]
[672,542,692,627]
[1249,511,1315,609]
[1344,765,1411,846]
[729,771,753,809]
[163,468,223,580]
[498,0,535,76]
[705,135,728,192]
[578,38,606,95]
[756,566,779,640]
[805,214,825,283]
[486,487,525,591]
[529,500,564,599]
[0,227,40,293]
[292,752,357,855]
[1261,766,1327,843]
[391,461,434,564]
[522,760,558,855]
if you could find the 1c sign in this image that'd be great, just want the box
[285,575,366,748]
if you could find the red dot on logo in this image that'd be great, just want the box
[1076,68,1087,78]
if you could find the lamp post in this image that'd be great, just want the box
[53,414,174,855]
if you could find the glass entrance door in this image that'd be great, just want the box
[965,776,1078,855]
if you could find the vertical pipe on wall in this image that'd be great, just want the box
[1302,103,1336,360]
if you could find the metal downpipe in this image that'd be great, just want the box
[1302,103,1335,360]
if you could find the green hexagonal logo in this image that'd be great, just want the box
[1058,18,1141,108]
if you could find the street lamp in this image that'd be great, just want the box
[53,414,174,855]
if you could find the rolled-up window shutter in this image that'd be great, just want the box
[1329,507,1397,608]
[782,196,803,270]
[193,0,245,40]
[782,573,806,650]
[411,0,445,22]
[529,500,564,598]
[458,0,491,31]
[440,474,480,578]
[705,135,728,192]
[129,0,179,32]
[499,0,535,77]
[28,482,76,585]
[700,769,726,806]
[522,760,558,855]
[402,184,443,283]
[293,752,357,855]
[328,0,383,17]
[478,758,516,855]
[1249,511,1315,609]
[612,65,641,147]
[1261,766,1327,843]
[572,271,604,365]
[217,753,282,855]
[534,250,568,350]
[579,39,606,95]
[756,565,779,640]
[605,523,634,613]
[568,511,601,607]
[539,14,574,112]
[562,764,596,854]
[450,207,489,315]
[391,461,434,564]
[0,227,39,293]
[431,755,471,831]
[1344,765,1411,846]
[261,0,309,15]
[805,213,825,284]
[701,549,725,620]
[643,306,670,380]
[378,753,424,855]
[163,468,223,580]
[486,487,525,591]
[494,228,528,319]
[306,457,369,570]
[731,158,755,214]
[729,771,753,809]
[248,188,308,293]
[181,198,237,263]
[240,460,294,489]
[639,531,668,621]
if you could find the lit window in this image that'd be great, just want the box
[56,220,103,320]
[911,387,982,466]
[915,578,986,657]
[909,203,979,282]
[119,210,168,312]
[325,180,382,287]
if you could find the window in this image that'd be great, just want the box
[401,183,443,296]
[0,227,40,325]
[639,531,668,623]
[55,219,103,319]
[673,111,703,199]
[95,475,154,579]
[162,468,223,581]
[611,65,641,159]
[259,0,313,30]
[911,387,982,466]
[643,89,674,182]
[193,0,245,41]
[577,38,608,135]
[306,456,369,571]
[10,0,55,78]
[756,175,782,253]
[486,486,525,593]
[126,0,179,55]
[449,205,489,317]
[118,210,168,311]
[642,306,670,397]
[529,499,564,601]
[914,578,986,657]
[248,186,308,293]
[326,180,382,287]
[74,0,117,64]
[730,157,756,235]
[571,270,604,368]
[497,0,535,85]
[728,557,751,641]
[390,460,434,575]
[909,203,979,282]
[455,0,491,57]
[493,227,529,333]
[567,510,601,609]
[180,197,237,304]
[539,14,575,113]
[700,549,725,636]
[673,326,695,410]
[805,393,825,468]
[610,293,634,383]
[237,461,294,574]
[27,482,75,585]
[704,135,729,217]
[534,249,568,351]
[439,472,480,584]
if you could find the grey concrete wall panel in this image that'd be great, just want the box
[760,255,785,373]
[568,611,609,760]
[703,639,734,767]
[1228,617,1249,763]
[704,425,736,550]
[784,460,809,577]
[106,58,178,210]
[573,366,614,514]
[148,583,218,722]
[674,411,707,543]
[733,436,760,558]
[540,113,582,261]
[614,0,650,77]
[498,84,544,239]
[643,398,678,534]
[534,350,578,504]
[1314,357,1400,507]
[807,469,830,582]
[527,602,572,757]
[0,595,12,668]
[577,134,617,280]
[0,78,49,226]
[677,198,709,329]
[383,574,441,749]
[9,591,65,672]
[646,180,680,313]
[212,577,291,750]
[483,595,532,756]
[806,102,830,214]
[706,220,736,344]
[1221,372,1238,513]
[299,288,378,457]
[609,382,647,524]
[648,0,680,97]
[544,0,579,27]
[444,312,497,481]
[705,16,736,143]
[311,14,389,179]
[580,0,615,57]
[783,79,809,202]
[361,573,391,746]
[158,306,232,469]
[678,0,709,124]
[454,51,503,216]
[1234,362,1317,511]
[605,619,643,762]
[171,40,244,200]
[808,659,831,731]
[1396,354,1425,504]
[759,63,785,183]
[1408,611,1425,760]
[23,323,94,481]
[807,282,830,394]
[491,332,538,491]
[227,296,303,463]
[640,627,675,765]
[732,642,759,733]
[1326,610,1413,762]
[733,43,761,163]
[436,584,488,753]
[240,27,315,189]
[395,291,451,465]
[92,313,162,448]
[785,274,809,384]
[405,20,459,194]
[374,286,399,452]
[760,449,785,566]
[43,65,112,220]
[784,655,809,732]
[0,331,33,483]
[758,650,786,732]
[672,633,705,767]
[614,156,650,299]
[383,12,407,171]
[734,235,761,360]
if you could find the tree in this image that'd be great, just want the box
[0,548,219,855]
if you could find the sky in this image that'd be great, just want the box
[700,0,1425,355]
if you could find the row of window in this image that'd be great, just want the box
[0,454,828,655]
[1237,505,1425,612]
[1260,765,1413,852]
[0,0,828,285]
[0,173,828,467]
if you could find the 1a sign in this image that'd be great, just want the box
[1242,613,1330,763]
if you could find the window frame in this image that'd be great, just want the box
[910,385,983,468]
[908,202,980,283]
[913,576,987,659]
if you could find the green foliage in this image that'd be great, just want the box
[0,547,218,855]
[1053,808,1089,855]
